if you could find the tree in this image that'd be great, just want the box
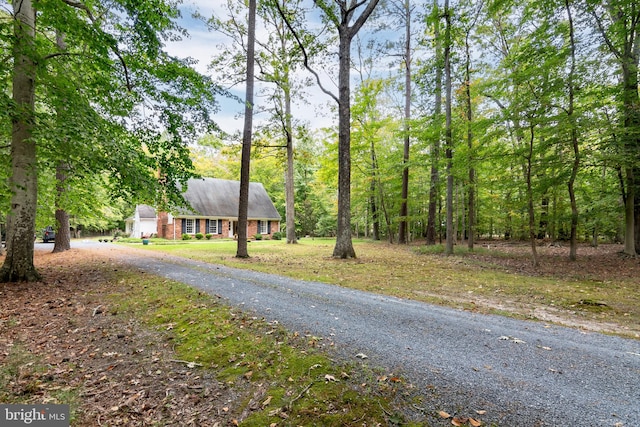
[1,0,40,281]
[444,0,455,255]
[1,0,221,281]
[236,0,257,258]
[209,0,312,245]
[563,0,580,260]
[587,0,640,255]
[460,0,483,251]
[425,0,444,246]
[380,0,417,244]
[312,0,380,258]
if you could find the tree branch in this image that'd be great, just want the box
[60,0,132,91]
[275,1,339,104]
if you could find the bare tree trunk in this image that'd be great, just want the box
[284,87,297,244]
[526,127,539,267]
[565,0,579,261]
[1,0,41,282]
[444,0,454,256]
[398,0,412,245]
[236,0,256,258]
[332,32,357,258]
[464,29,475,251]
[426,0,442,246]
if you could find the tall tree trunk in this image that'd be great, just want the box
[284,86,297,244]
[236,0,256,258]
[444,0,454,256]
[526,126,539,267]
[333,32,357,259]
[565,0,579,261]
[426,0,442,246]
[622,59,638,256]
[398,0,411,244]
[1,0,41,282]
[464,28,475,251]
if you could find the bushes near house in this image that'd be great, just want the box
[254,234,263,240]
[195,233,204,240]
[271,231,283,240]
[181,234,191,240]
[205,233,212,240]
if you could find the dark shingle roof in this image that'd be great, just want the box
[178,178,281,220]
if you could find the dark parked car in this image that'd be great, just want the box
[43,226,56,243]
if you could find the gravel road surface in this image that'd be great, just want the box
[91,243,639,426]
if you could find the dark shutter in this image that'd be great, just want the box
[218,219,222,234]
[257,220,262,234]
[206,219,210,233]
[196,219,200,233]
[181,219,186,234]
[267,221,271,234]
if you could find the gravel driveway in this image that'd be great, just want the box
[93,243,639,426]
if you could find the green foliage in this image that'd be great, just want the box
[1,0,225,250]
[181,233,191,240]
[195,232,204,240]
[254,233,263,240]
[205,233,212,240]
[271,231,283,240]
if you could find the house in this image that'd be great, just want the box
[154,178,281,239]
[125,204,158,238]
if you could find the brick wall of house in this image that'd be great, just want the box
[156,214,279,240]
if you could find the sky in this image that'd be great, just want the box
[165,0,338,138]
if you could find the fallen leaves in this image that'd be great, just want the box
[438,409,484,426]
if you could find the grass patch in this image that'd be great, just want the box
[113,271,420,426]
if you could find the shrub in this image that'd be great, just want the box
[195,233,204,240]
[271,231,283,240]
[205,233,212,240]
[254,234,263,240]
[181,234,191,240]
